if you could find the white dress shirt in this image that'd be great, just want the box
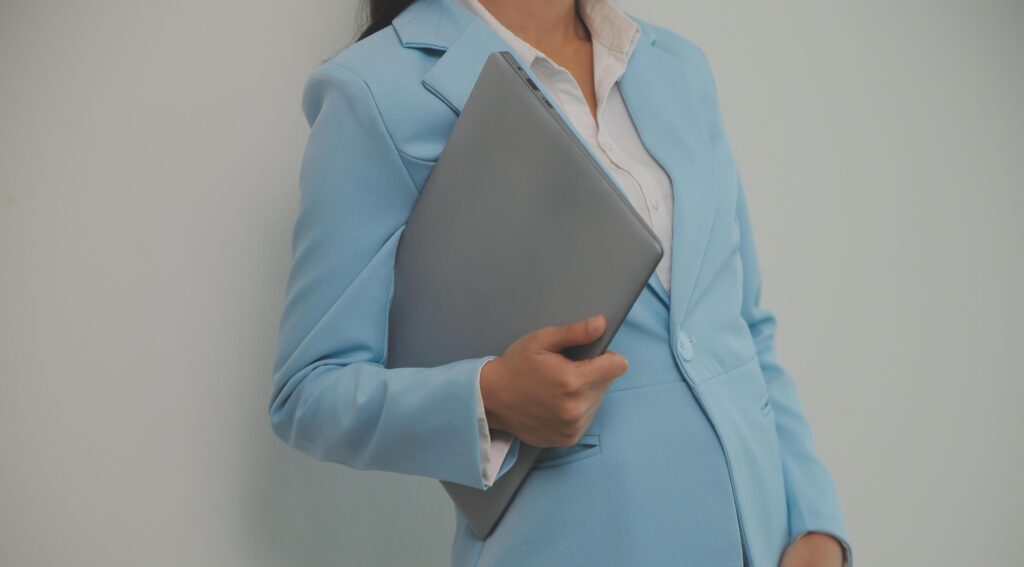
[460,0,676,489]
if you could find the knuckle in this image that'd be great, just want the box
[531,326,554,343]
[554,369,581,395]
[555,398,583,424]
[584,363,608,383]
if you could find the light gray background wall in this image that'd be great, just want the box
[1,0,1021,565]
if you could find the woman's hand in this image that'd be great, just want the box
[479,314,629,448]
[779,532,845,567]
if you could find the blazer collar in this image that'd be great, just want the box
[392,0,475,50]
[392,0,655,114]
[392,0,722,330]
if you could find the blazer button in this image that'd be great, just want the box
[676,333,695,361]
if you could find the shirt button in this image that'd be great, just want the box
[651,198,661,210]
[676,333,695,361]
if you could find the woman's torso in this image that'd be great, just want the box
[327,0,793,564]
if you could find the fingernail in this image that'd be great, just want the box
[588,315,601,332]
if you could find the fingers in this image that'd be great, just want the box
[574,350,629,387]
[534,314,606,352]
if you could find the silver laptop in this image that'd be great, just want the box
[385,51,663,539]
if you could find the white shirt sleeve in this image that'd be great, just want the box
[475,356,514,488]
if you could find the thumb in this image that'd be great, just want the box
[534,314,606,352]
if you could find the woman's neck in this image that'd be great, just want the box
[476,0,589,55]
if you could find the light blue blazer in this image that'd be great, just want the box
[269,0,851,565]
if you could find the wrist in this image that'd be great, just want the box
[799,532,844,565]
[782,532,845,567]
[479,357,509,433]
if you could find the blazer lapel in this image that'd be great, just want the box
[618,24,722,327]
[394,0,516,115]
[393,0,709,320]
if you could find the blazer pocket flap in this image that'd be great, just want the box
[759,391,773,416]
[533,434,601,469]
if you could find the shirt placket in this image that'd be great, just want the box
[592,46,666,223]
[534,59,659,228]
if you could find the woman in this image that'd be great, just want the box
[268,0,851,565]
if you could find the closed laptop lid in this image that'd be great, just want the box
[385,51,663,538]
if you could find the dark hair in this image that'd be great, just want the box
[323,0,416,63]
[357,0,418,41]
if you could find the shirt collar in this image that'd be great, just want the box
[456,0,641,68]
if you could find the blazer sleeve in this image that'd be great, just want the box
[268,61,521,490]
[696,50,853,561]
[736,177,853,563]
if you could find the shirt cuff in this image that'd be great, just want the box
[475,355,514,488]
